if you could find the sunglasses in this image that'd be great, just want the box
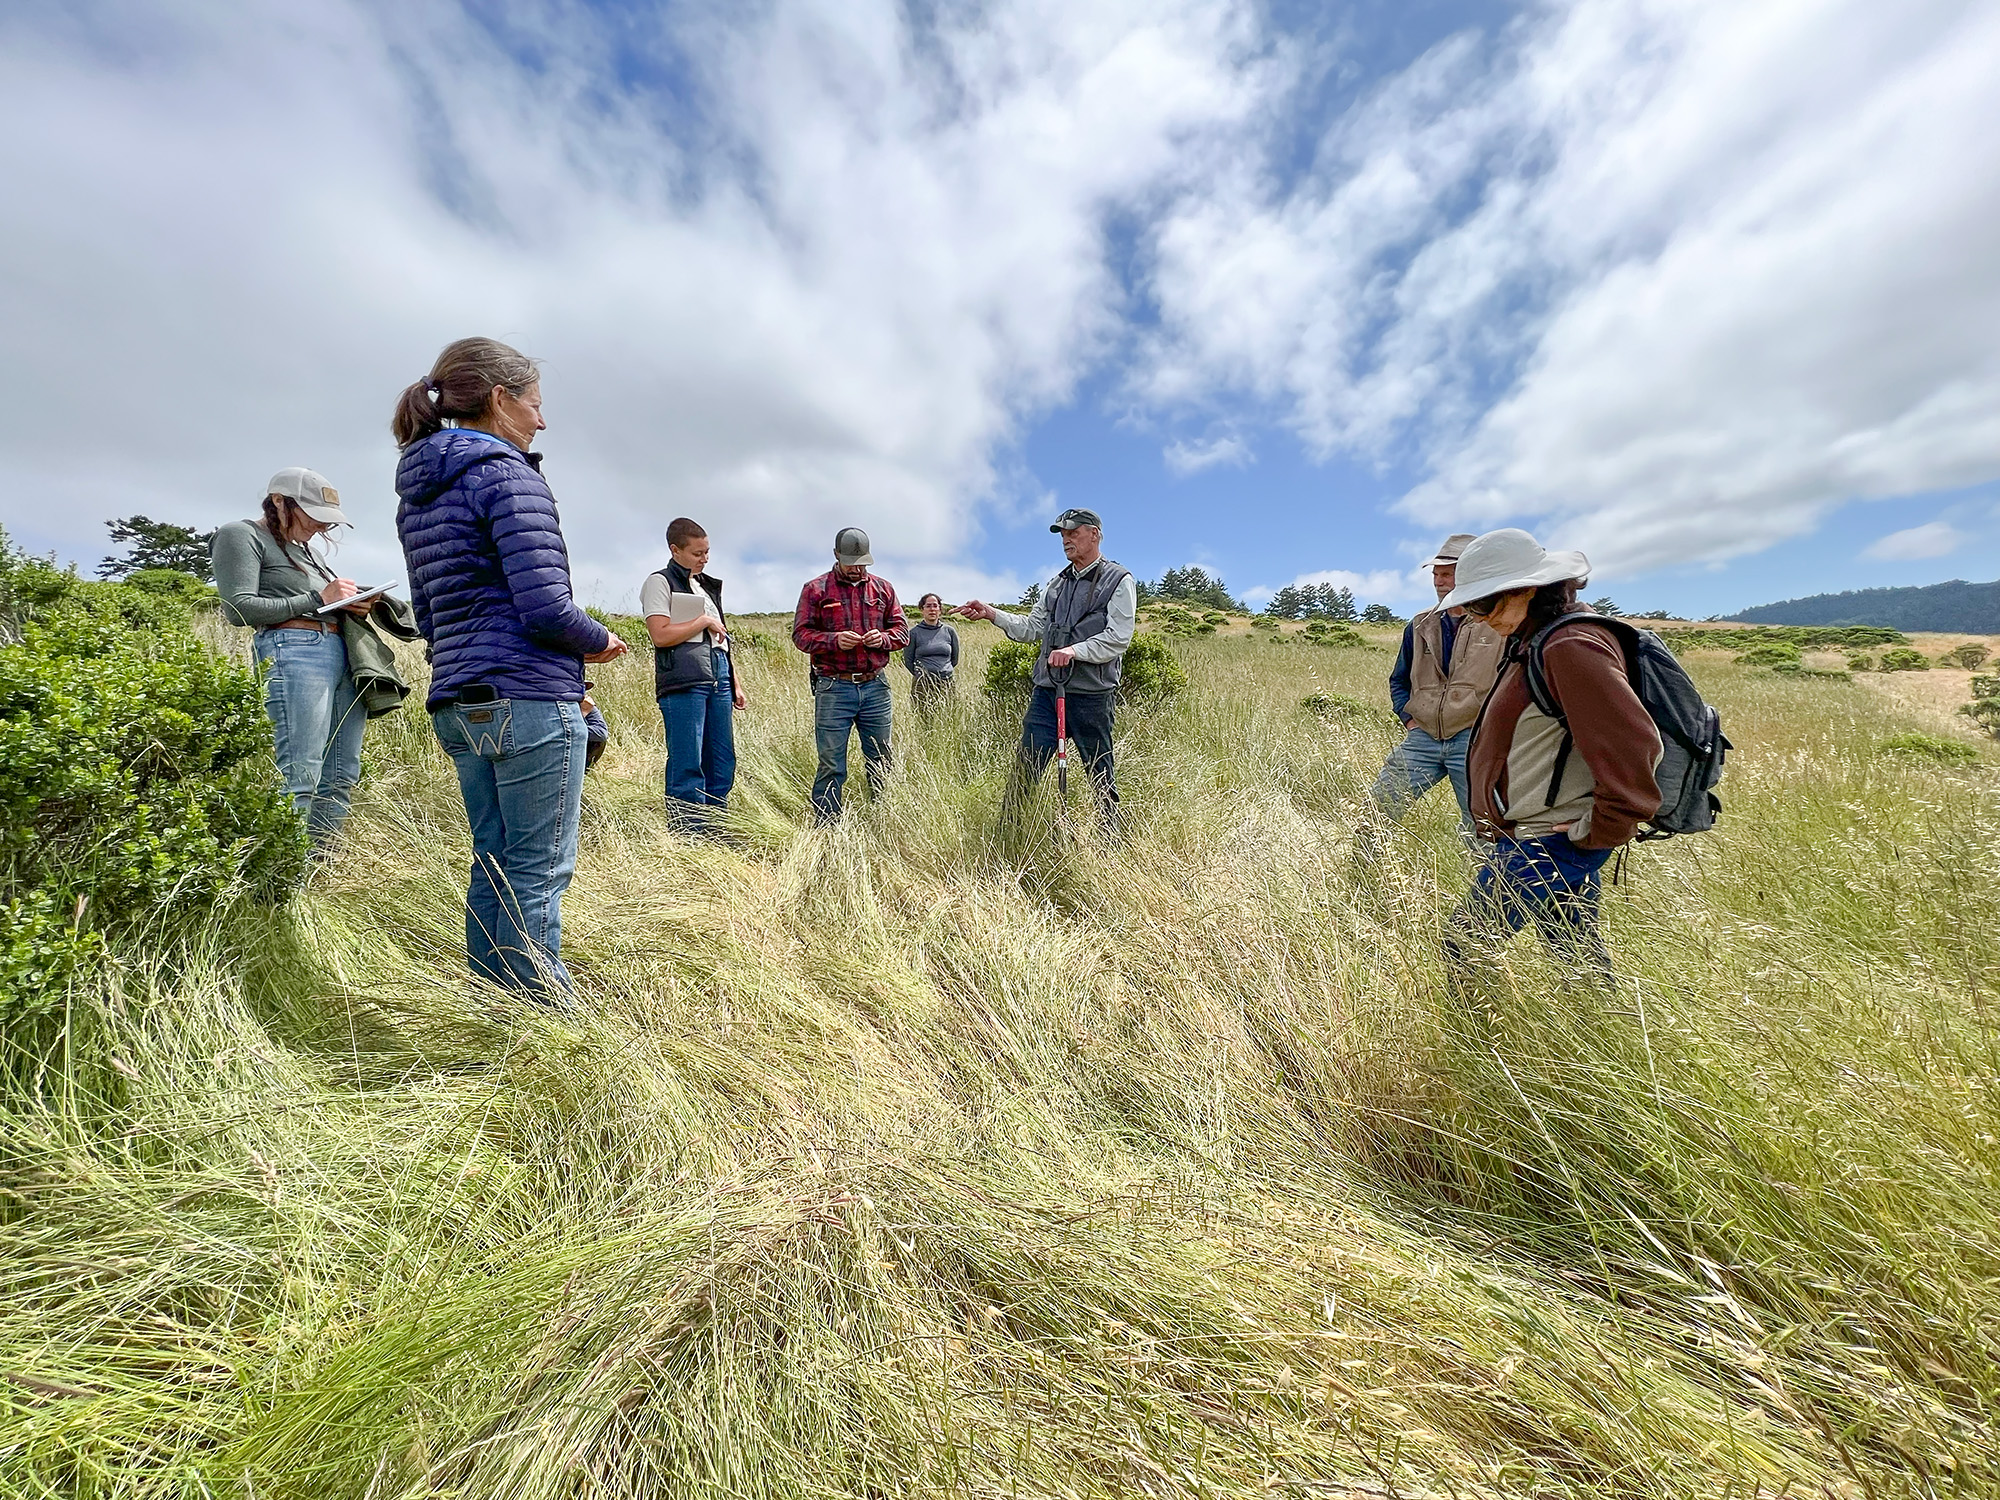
[1460,594,1500,616]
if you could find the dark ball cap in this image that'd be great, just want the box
[1050,507,1102,533]
[833,527,873,565]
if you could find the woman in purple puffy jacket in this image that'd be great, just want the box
[392,338,627,1001]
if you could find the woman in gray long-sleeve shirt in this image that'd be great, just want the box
[902,593,959,720]
[211,467,375,851]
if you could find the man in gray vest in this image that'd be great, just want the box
[1368,532,1507,836]
[959,508,1137,827]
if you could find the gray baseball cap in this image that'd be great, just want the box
[1050,507,1102,532]
[1427,532,1478,566]
[834,527,873,565]
[266,467,349,526]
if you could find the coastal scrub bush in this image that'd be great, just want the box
[1847,654,1873,672]
[1879,648,1930,672]
[1943,642,1990,669]
[1960,698,2000,738]
[1301,691,1394,726]
[0,533,304,1020]
[1878,732,1978,763]
[1960,675,2000,738]
[1735,642,1802,668]
[982,634,1186,701]
[1302,620,1366,648]
[1662,625,1905,654]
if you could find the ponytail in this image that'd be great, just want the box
[391,336,541,448]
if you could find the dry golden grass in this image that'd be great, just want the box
[3,620,1997,1498]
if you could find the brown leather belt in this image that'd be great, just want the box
[264,617,338,633]
[816,669,880,683]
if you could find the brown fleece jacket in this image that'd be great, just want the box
[1469,610,1663,851]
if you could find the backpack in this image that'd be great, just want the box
[1522,616,1730,841]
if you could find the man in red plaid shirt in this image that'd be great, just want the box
[792,527,909,824]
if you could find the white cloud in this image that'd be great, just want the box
[0,0,1263,607]
[1864,521,1963,562]
[8,1,1998,605]
[1163,434,1250,475]
[1140,0,2000,579]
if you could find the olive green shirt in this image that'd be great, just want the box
[210,518,331,627]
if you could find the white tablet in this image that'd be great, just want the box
[315,583,392,616]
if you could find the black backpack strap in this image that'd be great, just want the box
[1524,614,1641,719]
[1524,614,1640,810]
[1543,733,1575,810]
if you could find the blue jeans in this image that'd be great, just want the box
[1008,686,1118,819]
[1445,832,1615,986]
[811,675,892,824]
[431,697,588,998]
[660,654,736,824]
[1371,725,1472,828]
[254,627,365,848]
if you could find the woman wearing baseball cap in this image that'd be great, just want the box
[211,468,377,851]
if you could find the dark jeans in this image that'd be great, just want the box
[432,697,588,999]
[659,654,736,826]
[1006,686,1117,820]
[1445,832,1614,987]
[811,675,892,823]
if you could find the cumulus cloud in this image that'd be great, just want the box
[1864,521,1963,561]
[8,1,1997,605]
[0,0,1262,606]
[1140,0,2000,579]
[1163,434,1250,475]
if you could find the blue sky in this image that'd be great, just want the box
[3,0,1997,616]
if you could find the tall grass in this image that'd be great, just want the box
[3,623,1996,1497]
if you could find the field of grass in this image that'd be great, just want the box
[4,617,1998,1497]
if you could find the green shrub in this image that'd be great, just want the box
[1847,654,1873,672]
[1971,675,2000,700]
[1943,643,1990,669]
[982,634,1186,701]
[0,536,304,1019]
[1879,648,1930,673]
[1301,621,1366,648]
[1878,732,1978,763]
[1251,615,1280,630]
[1960,698,2000,738]
[1662,625,1906,654]
[1735,642,1803,667]
[1201,611,1228,626]
[1301,691,1392,725]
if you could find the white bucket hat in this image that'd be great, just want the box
[1438,528,1589,611]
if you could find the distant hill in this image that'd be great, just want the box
[1729,578,2000,633]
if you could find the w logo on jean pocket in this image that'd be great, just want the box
[456,701,511,757]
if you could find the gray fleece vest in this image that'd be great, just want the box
[1034,559,1131,695]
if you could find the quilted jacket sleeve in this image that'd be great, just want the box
[483,468,610,658]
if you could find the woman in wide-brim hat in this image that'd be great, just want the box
[1438,528,1664,990]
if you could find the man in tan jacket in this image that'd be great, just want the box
[1367,533,1506,835]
